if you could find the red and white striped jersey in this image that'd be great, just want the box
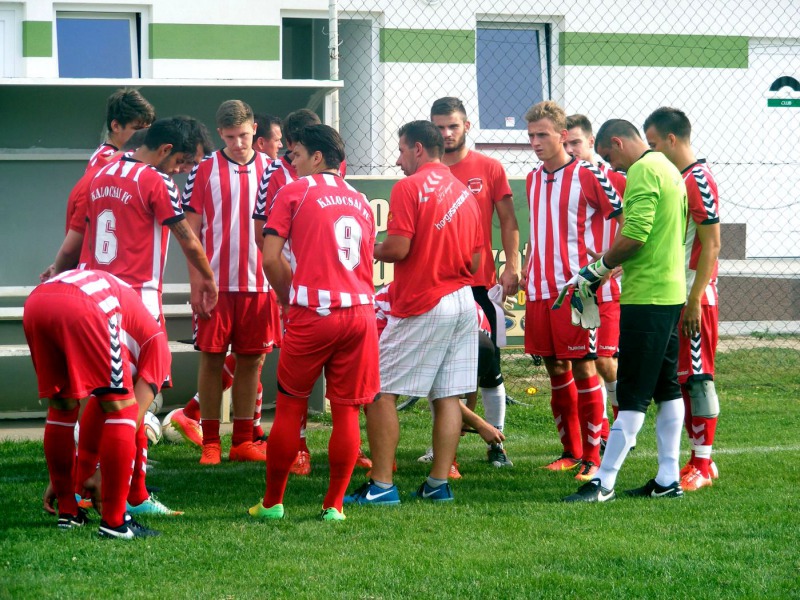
[683,159,720,306]
[253,155,297,222]
[265,173,375,315]
[182,150,271,292]
[525,158,622,301]
[375,283,490,337]
[84,156,184,319]
[593,163,627,303]
[45,269,128,317]
[87,142,118,172]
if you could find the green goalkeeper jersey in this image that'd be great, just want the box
[619,151,688,305]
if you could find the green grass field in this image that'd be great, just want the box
[1,348,798,599]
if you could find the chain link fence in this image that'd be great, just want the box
[333,0,800,392]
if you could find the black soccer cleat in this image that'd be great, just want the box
[563,479,616,503]
[57,507,89,529]
[98,513,161,540]
[625,478,683,499]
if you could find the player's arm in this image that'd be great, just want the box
[168,218,218,318]
[459,402,505,445]
[261,233,292,308]
[374,235,411,263]
[495,196,520,296]
[470,251,481,275]
[681,222,720,337]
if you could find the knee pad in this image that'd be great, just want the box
[687,379,719,418]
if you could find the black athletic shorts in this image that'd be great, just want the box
[471,286,503,389]
[617,304,683,413]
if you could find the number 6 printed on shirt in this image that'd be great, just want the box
[334,215,362,271]
[94,209,118,265]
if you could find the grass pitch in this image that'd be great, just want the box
[1,349,798,599]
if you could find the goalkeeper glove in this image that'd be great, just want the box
[570,290,601,330]
[574,257,612,298]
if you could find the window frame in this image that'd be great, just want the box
[55,10,141,78]
[474,21,552,146]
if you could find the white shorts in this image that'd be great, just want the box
[379,286,477,399]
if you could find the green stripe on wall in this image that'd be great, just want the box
[380,28,474,63]
[149,24,280,60]
[560,33,748,69]
[22,21,52,57]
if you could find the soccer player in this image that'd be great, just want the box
[344,120,482,505]
[87,88,155,171]
[565,114,628,441]
[250,108,333,476]
[24,269,170,538]
[564,119,688,503]
[643,107,721,491]
[253,113,283,159]
[430,97,519,468]
[249,124,378,521]
[181,100,277,465]
[522,102,623,482]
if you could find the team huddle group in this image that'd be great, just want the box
[24,86,721,539]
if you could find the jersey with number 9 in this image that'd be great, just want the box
[264,173,375,312]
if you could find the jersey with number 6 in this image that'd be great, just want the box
[264,173,375,314]
[85,156,185,318]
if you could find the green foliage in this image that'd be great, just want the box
[0,350,798,599]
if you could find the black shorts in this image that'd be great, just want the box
[617,304,683,413]
[472,286,503,388]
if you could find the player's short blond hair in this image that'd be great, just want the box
[216,100,254,128]
[524,101,566,131]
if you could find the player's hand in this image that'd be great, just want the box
[40,264,56,283]
[43,482,56,515]
[574,257,612,298]
[519,265,528,292]
[192,278,218,319]
[499,267,520,299]
[681,298,702,337]
[477,422,506,445]
[570,290,601,330]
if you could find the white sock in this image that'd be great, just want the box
[600,384,609,420]
[481,383,506,433]
[596,410,645,490]
[606,380,618,408]
[655,398,684,487]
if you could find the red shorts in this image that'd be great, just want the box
[678,304,719,384]
[524,295,597,359]
[278,305,379,405]
[23,285,134,400]
[268,289,283,348]
[596,300,620,358]
[194,291,275,354]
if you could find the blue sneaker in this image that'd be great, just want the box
[343,480,401,506]
[411,481,454,502]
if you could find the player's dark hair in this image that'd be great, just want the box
[595,119,641,148]
[142,117,198,156]
[398,120,444,159]
[643,107,692,141]
[184,116,214,155]
[430,97,468,119]
[566,114,593,136]
[296,124,345,170]
[255,114,282,140]
[122,128,148,152]
[283,109,321,145]
[106,88,155,131]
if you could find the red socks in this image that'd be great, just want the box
[232,417,254,447]
[323,404,361,511]
[576,374,604,465]
[100,403,138,528]
[550,371,581,459]
[44,405,80,516]
[183,394,201,422]
[127,424,150,506]
[75,397,105,495]
[690,416,718,477]
[263,392,306,507]
[201,419,221,446]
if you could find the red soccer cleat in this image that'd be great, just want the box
[170,409,203,447]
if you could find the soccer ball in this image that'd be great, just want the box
[143,411,162,446]
[161,409,184,444]
[147,392,164,415]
